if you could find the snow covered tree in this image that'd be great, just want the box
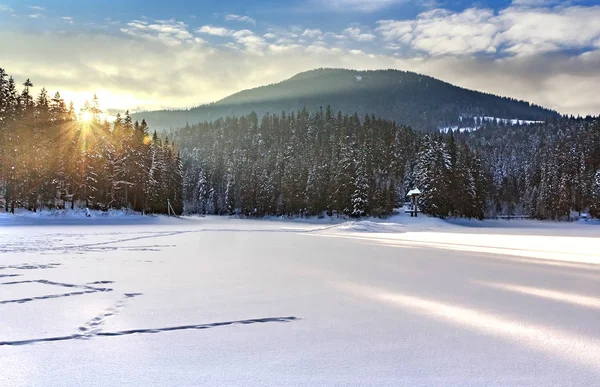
[590,170,600,218]
[415,135,451,217]
[351,151,369,217]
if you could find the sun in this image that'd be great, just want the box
[80,111,93,123]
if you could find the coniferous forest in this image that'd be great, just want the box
[172,111,600,220]
[0,69,183,214]
[1,68,599,220]
[461,118,600,219]
[171,108,487,218]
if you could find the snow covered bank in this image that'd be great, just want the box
[0,208,180,226]
[3,209,598,234]
[316,214,600,265]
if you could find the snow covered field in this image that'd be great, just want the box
[1,214,600,386]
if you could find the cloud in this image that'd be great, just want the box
[325,32,347,40]
[1,13,599,117]
[231,30,267,53]
[302,29,322,39]
[510,0,558,6]
[28,13,44,19]
[384,43,401,50]
[224,14,256,25]
[0,4,14,13]
[344,27,376,42]
[377,8,498,55]
[61,16,73,24]
[265,28,300,42]
[376,4,600,56]
[231,30,254,38]
[313,0,405,12]
[29,5,44,11]
[121,19,198,46]
[417,52,600,116]
[498,5,600,55]
[197,25,232,37]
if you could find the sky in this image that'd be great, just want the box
[1,0,599,116]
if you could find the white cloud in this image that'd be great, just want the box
[302,29,322,39]
[265,28,300,42]
[325,32,347,40]
[231,30,267,53]
[224,14,256,25]
[313,0,405,12]
[344,27,376,42]
[377,5,600,56]
[231,29,254,38]
[197,25,232,37]
[61,16,73,24]
[276,37,296,45]
[498,5,600,55]
[29,5,44,11]
[121,19,196,46]
[28,13,44,19]
[377,8,498,55]
[511,0,558,6]
[0,4,14,13]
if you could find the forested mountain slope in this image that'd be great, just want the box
[134,68,558,132]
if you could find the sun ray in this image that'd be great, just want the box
[80,111,93,123]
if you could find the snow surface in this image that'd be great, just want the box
[439,126,479,134]
[458,116,545,126]
[1,213,600,386]
[441,116,546,133]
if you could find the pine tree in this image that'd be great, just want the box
[415,135,451,217]
[351,150,369,217]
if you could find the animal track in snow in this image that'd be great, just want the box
[78,293,143,336]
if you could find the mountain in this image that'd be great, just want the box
[132,68,559,132]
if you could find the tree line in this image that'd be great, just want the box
[0,69,183,214]
[3,67,597,220]
[170,107,487,218]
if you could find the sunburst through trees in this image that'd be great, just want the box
[0,68,183,214]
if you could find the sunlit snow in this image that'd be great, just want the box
[1,213,599,386]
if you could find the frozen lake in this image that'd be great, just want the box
[1,215,600,386]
